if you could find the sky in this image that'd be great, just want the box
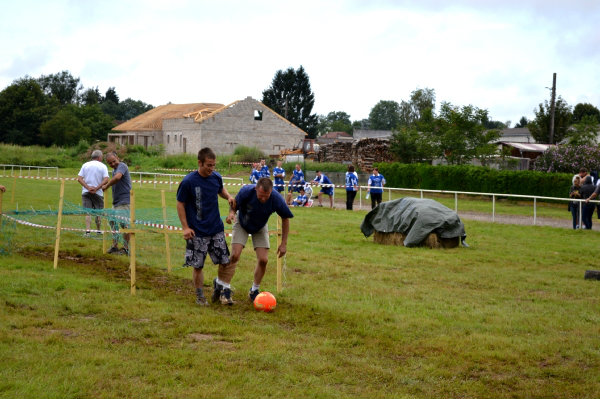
[1,0,599,125]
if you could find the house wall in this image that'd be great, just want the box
[162,97,306,156]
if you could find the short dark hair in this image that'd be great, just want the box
[373,167,379,172]
[580,167,588,173]
[198,148,216,163]
[256,177,273,191]
[348,165,355,172]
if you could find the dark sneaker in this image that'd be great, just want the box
[83,231,91,238]
[108,246,119,254]
[220,288,233,305]
[195,295,209,306]
[248,289,260,302]
[211,278,223,303]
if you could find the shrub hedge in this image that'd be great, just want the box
[375,163,572,198]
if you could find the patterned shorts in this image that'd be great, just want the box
[184,231,230,269]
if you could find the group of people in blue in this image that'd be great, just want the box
[251,160,386,210]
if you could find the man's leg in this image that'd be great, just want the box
[252,247,269,290]
[328,193,333,208]
[318,192,323,206]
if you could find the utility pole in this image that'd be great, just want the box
[549,72,556,144]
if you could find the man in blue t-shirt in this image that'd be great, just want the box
[259,159,270,178]
[176,148,236,306]
[226,178,293,302]
[312,170,334,208]
[291,187,308,207]
[249,163,260,184]
[272,160,285,193]
[286,164,305,204]
[367,167,386,209]
[102,152,132,255]
[345,165,359,211]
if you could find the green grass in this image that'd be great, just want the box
[1,173,599,398]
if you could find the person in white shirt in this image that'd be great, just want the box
[77,149,109,236]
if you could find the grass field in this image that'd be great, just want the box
[1,175,599,398]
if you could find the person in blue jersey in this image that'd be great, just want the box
[291,187,308,207]
[272,160,286,194]
[312,170,334,208]
[259,159,271,178]
[286,164,305,204]
[225,178,293,302]
[176,148,236,306]
[345,164,359,210]
[249,162,261,184]
[367,167,386,209]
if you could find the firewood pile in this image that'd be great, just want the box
[318,138,394,172]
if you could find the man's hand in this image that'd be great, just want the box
[277,243,287,258]
[182,227,195,240]
[88,186,98,194]
[226,210,235,224]
[228,196,236,210]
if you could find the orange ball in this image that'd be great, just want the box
[253,292,277,312]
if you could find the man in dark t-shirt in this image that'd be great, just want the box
[176,148,236,306]
[226,178,293,302]
[103,152,132,255]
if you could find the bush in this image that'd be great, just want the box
[376,162,572,198]
[533,145,600,173]
[233,146,265,163]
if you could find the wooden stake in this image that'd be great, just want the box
[161,190,172,273]
[129,190,136,295]
[53,179,65,269]
[11,175,16,204]
[276,216,282,293]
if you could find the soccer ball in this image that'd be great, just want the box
[253,292,277,312]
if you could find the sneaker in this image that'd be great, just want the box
[248,289,260,302]
[211,278,223,303]
[108,246,119,254]
[220,288,233,305]
[195,295,209,306]
[83,231,91,238]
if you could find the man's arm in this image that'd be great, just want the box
[103,172,123,190]
[176,200,195,240]
[220,187,237,224]
[587,186,600,202]
[277,218,290,258]
[77,175,95,193]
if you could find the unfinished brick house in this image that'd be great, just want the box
[109,96,306,156]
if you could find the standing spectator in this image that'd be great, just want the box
[286,164,305,204]
[312,170,334,208]
[226,178,293,302]
[568,176,582,230]
[77,149,109,236]
[249,163,261,184]
[572,167,589,184]
[273,160,286,194]
[345,165,359,210]
[259,159,270,178]
[102,152,132,255]
[176,148,236,306]
[367,167,386,209]
[580,176,595,229]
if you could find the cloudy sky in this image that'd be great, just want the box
[1,0,598,125]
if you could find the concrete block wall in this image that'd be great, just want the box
[162,97,306,156]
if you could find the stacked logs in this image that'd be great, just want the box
[318,138,394,172]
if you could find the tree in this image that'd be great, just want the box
[430,102,501,165]
[0,77,55,145]
[566,115,599,146]
[399,88,436,127]
[81,87,103,106]
[119,98,154,120]
[514,116,529,128]
[104,87,119,104]
[262,66,318,137]
[74,104,116,142]
[389,126,436,163]
[37,70,81,105]
[573,102,600,124]
[317,111,352,135]
[528,96,573,144]
[39,105,91,146]
[368,100,400,130]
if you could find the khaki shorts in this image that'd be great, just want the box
[231,218,270,249]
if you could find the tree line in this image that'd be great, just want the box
[0,70,153,147]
